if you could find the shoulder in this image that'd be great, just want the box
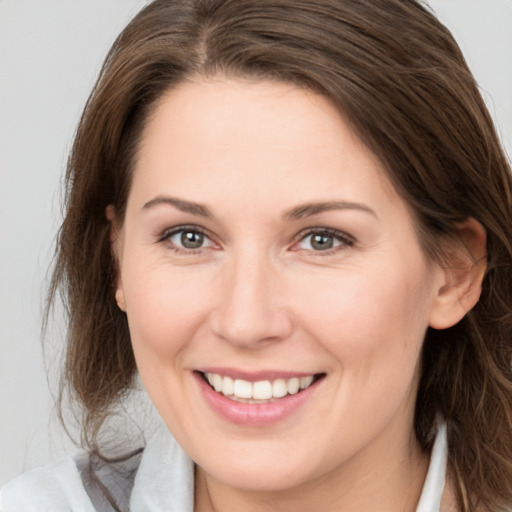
[0,426,193,512]
[0,449,144,512]
[0,455,95,512]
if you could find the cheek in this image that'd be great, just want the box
[295,265,431,372]
[293,267,432,440]
[122,261,214,367]
[121,263,218,422]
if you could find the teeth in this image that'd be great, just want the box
[300,376,314,389]
[287,377,300,395]
[204,373,317,401]
[211,373,223,392]
[253,380,273,400]
[272,379,288,398]
[223,376,234,396]
[233,379,252,399]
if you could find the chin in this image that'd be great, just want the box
[195,447,322,493]
[207,466,307,493]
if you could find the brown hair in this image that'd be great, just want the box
[48,1,512,510]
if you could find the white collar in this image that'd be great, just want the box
[129,422,448,512]
[416,421,448,512]
[129,425,194,512]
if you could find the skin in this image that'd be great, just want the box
[111,78,484,512]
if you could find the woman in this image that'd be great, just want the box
[1,0,511,511]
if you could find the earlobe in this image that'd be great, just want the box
[106,204,126,313]
[428,218,487,330]
[115,288,126,312]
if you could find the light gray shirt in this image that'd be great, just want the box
[0,422,447,511]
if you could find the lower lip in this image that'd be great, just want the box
[194,372,322,426]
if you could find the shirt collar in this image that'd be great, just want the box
[130,425,194,512]
[130,421,448,512]
[416,421,448,512]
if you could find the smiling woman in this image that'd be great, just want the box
[1,1,512,512]
[111,80,450,508]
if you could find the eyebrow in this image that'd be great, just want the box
[142,195,376,220]
[142,196,212,217]
[283,200,376,221]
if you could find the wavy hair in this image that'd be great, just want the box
[48,1,512,510]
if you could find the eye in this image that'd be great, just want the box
[173,230,205,249]
[295,229,353,252]
[160,226,215,251]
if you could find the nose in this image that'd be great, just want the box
[210,248,294,349]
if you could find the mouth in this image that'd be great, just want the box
[198,371,325,404]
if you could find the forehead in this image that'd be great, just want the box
[129,78,404,220]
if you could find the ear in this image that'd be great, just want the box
[106,205,126,312]
[429,218,487,330]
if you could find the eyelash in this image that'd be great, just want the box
[157,225,212,255]
[157,225,355,256]
[292,227,355,255]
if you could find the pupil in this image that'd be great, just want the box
[311,234,333,250]
[181,231,203,249]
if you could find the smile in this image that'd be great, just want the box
[195,370,325,425]
[202,372,320,403]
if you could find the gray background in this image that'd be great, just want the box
[1,0,511,486]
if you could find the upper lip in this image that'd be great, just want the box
[195,367,322,382]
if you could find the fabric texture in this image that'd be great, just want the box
[0,422,445,511]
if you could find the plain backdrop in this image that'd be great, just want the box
[1,0,511,487]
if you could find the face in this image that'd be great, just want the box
[114,78,446,493]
